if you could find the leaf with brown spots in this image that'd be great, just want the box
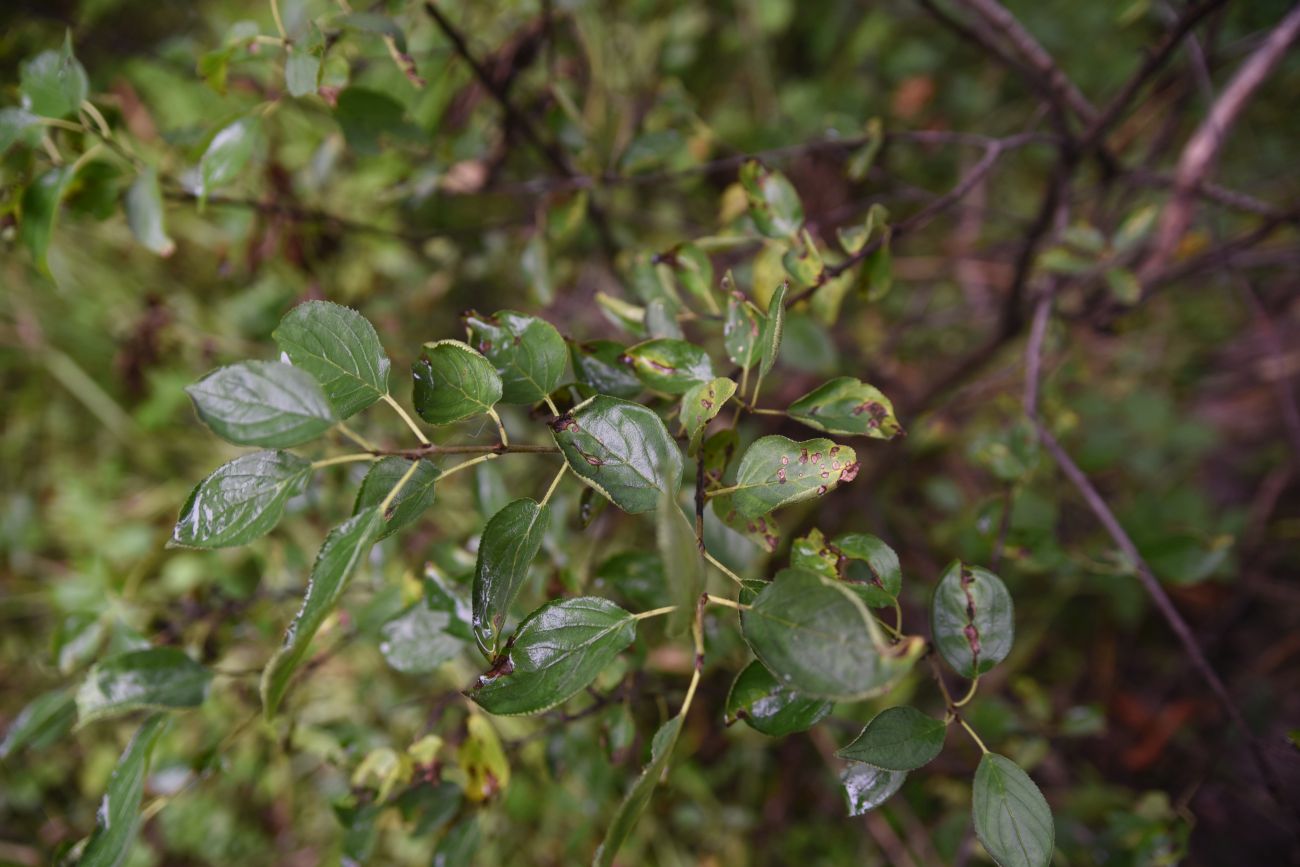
[787,377,903,440]
[728,435,858,519]
[931,561,1014,679]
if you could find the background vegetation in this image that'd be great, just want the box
[2,0,1299,864]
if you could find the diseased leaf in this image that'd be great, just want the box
[740,160,804,239]
[20,33,88,119]
[840,763,906,816]
[186,360,337,447]
[680,377,736,455]
[729,435,859,519]
[353,457,438,540]
[723,281,764,369]
[931,561,1014,679]
[76,648,212,726]
[79,715,169,867]
[757,281,788,378]
[593,715,683,867]
[468,597,636,716]
[790,528,838,579]
[656,493,703,637]
[173,450,312,548]
[0,689,76,758]
[124,167,175,256]
[412,340,502,425]
[622,338,715,395]
[472,499,550,653]
[835,532,903,608]
[570,340,643,399]
[787,377,903,439]
[782,229,825,286]
[463,310,567,405]
[710,494,780,553]
[550,395,683,514]
[457,713,510,802]
[274,301,391,418]
[973,753,1055,867]
[261,508,383,718]
[725,660,832,737]
[380,603,463,674]
[197,117,260,203]
[740,568,917,700]
[837,706,946,771]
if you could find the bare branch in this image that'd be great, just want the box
[1141,3,1300,280]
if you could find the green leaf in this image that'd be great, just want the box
[352,457,438,540]
[472,499,551,653]
[0,107,42,154]
[1106,267,1141,305]
[0,689,76,758]
[551,395,683,514]
[664,242,718,312]
[185,360,337,448]
[261,508,383,718]
[424,571,475,643]
[680,377,737,455]
[20,165,75,273]
[782,229,825,286]
[468,597,636,716]
[840,763,906,816]
[725,660,832,736]
[411,340,502,425]
[729,435,859,519]
[740,160,804,239]
[124,167,175,256]
[790,528,838,579]
[623,338,715,395]
[463,310,567,405]
[570,340,643,399]
[593,551,666,612]
[172,450,312,548]
[656,494,703,637]
[644,297,684,340]
[931,561,1015,679]
[79,714,169,867]
[197,117,260,203]
[835,532,903,608]
[593,715,683,867]
[285,48,321,97]
[861,236,893,301]
[334,87,413,155]
[274,301,391,418]
[711,495,780,553]
[757,281,788,378]
[973,753,1055,867]
[76,648,213,726]
[837,706,946,771]
[741,568,916,700]
[723,280,764,368]
[432,815,480,866]
[838,203,889,255]
[787,377,903,439]
[380,603,463,674]
[20,33,88,119]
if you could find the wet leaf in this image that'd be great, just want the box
[352,457,438,540]
[593,551,666,612]
[973,753,1055,867]
[261,508,383,718]
[593,715,683,866]
[468,597,636,716]
[725,660,832,736]
[680,377,736,455]
[550,395,683,514]
[20,33,88,119]
[729,435,858,519]
[173,450,312,548]
[76,648,212,725]
[186,360,337,447]
[723,281,765,369]
[790,528,838,579]
[931,561,1014,679]
[623,338,715,394]
[840,763,906,816]
[274,300,391,418]
[472,499,550,653]
[0,689,76,758]
[79,715,169,867]
[570,340,643,399]
[837,706,946,771]
[124,167,175,256]
[411,340,502,425]
[380,603,463,674]
[0,107,41,154]
[787,377,903,439]
[835,532,903,608]
[463,310,567,405]
[741,568,906,700]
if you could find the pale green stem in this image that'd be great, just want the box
[438,453,497,480]
[632,605,678,621]
[959,717,990,754]
[704,593,750,611]
[543,394,560,416]
[269,0,287,38]
[382,393,430,445]
[703,484,740,499]
[80,100,111,138]
[953,675,980,708]
[378,458,422,514]
[487,406,509,447]
[337,422,378,452]
[540,462,568,507]
[312,453,377,469]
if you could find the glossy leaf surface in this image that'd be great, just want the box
[173,450,312,548]
[186,361,337,447]
[973,753,1055,867]
[76,648,213,725]
[274,301,391,418]
[464,310,567,404]
[730,436,858,519]
[411,340,502,425]
[472,498,550,653]
[725,660,832,736]
[931,561,1014,678]
[837,706,946,771]
[787,377,903,439]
